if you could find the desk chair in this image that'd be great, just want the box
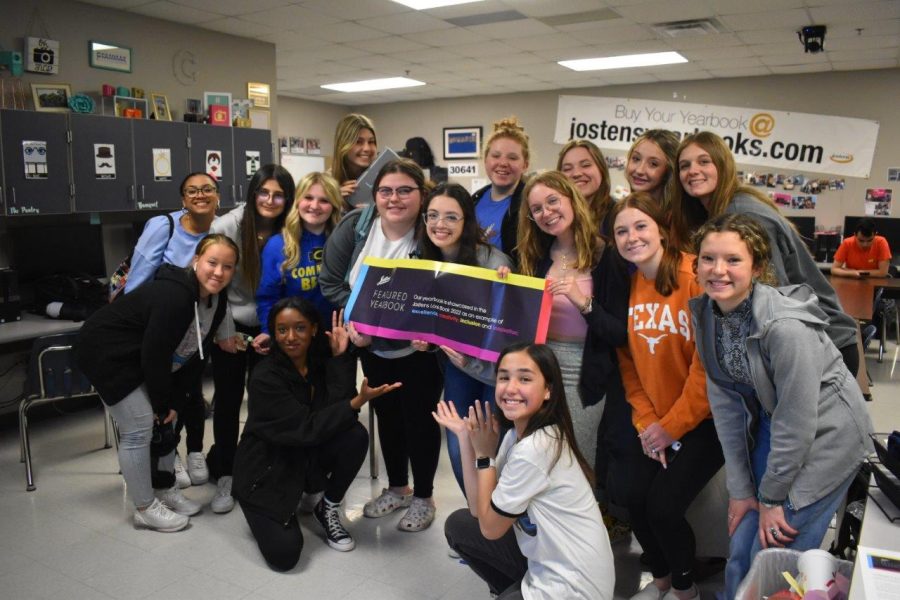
[18,332,116,491]
[873,269,900,363]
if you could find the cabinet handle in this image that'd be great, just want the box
[231,185,236,203]
[129,185,135,202]
[140,185,145,201]
[237,184,243,201]
[10,187,16,205]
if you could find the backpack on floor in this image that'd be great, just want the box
[108,214,174,302]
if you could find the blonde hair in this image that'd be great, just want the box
[517,171,601,277]
[484,116,531,164]
[281,172,342,276]
[331,113,376,185]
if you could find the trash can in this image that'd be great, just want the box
[735,548,854,600]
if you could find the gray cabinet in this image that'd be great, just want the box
[0,110,71,216]
[71,114,135,212]
[188,123,235,207]
[232,127,273,203]
[132,119,189,211]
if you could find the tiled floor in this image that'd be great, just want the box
[1,345,896,600]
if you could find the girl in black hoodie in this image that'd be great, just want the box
[76,234,238,533]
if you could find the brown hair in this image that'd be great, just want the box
[557,139,612,234]
[331,113,376,185]
[517,171,601,277]
[610,192,683,296]
[627,129,680,212]
[691,213,777,285]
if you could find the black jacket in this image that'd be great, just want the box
[75,264,227,415]
[232,349,360,524]
[536,244,629,406]
[472,180,525,267]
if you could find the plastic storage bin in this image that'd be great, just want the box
[735,548,853,600]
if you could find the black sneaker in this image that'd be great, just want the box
[314,498,355,552]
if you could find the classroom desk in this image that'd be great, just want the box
[848,480,900,599]
[0,313,83,346]
[829,276,900,321]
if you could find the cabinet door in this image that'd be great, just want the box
[0,109,71,215]
[133,119,189,211]
[71,114,135,212]
[188,123,235,207]
[232,128,273,203]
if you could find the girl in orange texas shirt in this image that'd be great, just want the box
[611,193,723,600]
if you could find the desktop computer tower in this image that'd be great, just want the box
[0,269,22,323]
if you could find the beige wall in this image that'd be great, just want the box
[276,97,351,160]
[1,0,276,128]
[348,68,899,231]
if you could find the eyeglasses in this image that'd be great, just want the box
[376,186,419,199]
[184,185,218,197]
[528,195,563,220]
[256,189,286,204]
[423,212,463,226]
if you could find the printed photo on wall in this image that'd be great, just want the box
[773,192,792,208]
[889,168,899,182]
[23,140,48,179]
[289,137,304,154]
[246,151,261,177]
[791,195,816,210]
[153,148,172,182]
[865,188,892,216]
[206,150,223,181]
[94,144,116,179]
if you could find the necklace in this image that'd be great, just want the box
[552,244,575,277]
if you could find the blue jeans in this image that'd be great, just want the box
[724,413,855,599]
[443,362,495,493]
[107,385,176,509]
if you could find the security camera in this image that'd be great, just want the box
[798,25,826,53]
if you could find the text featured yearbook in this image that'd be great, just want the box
[345,258,552,362]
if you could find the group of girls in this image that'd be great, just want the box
[75,109,874,600]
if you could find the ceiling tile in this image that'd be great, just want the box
[386,47,468,63]
[759,52,830,66]
[652,70,714,81]
[711,0,804,14]
[81,0,159,7]
[360,11,454,34]
[299,0,410,19]
[345,36,430,54]
[504,33,586,52]
[706,66,773,77]
[453,40,521,57]
[299,22,389,42]
[131,1,217,24]
[768,63,833,74]
[512,0,616,19]
[476,52,546,67]
[719,9,810,31]
[681,45,757,59]
[666,33,745,49]
[172,0,293,16]
[614,0,719,24]
[827,47,900,61]
[404,27,485,46]
[809,0,900,22]
[202,17,273,37]
[825,34,900,51]
[696,56,765,69]
[463,18,557,39]
[736,29,807,45]
[831,57,899,70]
[423,0,510,20]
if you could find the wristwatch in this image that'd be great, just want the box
[475,456,496,470]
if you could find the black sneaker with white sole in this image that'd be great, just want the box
[313,498,355,552]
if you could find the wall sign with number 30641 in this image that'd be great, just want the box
[448,162,478,177]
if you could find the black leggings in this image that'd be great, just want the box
[445,508,527,597]
[240,421,369,571]
[207,323,263,479]
[360,350,443,499]
[838,342,859,379]
[625,418,724,591]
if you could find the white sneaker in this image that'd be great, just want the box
[298,491,324,514]
[134,498,189,532]
[211,476,235,514]
[156,485,202,516]
[173,453,191,489]
[187,451,209,485]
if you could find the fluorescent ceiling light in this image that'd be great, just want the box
[391,0,484,9]
[321,77,426,93]
[558,51,688,71]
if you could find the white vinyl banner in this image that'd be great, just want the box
[554,95,879,178]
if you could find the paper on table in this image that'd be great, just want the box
[858,545,900,599]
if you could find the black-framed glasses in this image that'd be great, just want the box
[527,196,562,221]
[184,185,218,197]
[423,212,463,225]
[376,186,419,199]
[256,189,286,204]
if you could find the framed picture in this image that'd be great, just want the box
[113,95,149,118]
[247,82,270,108]
[150,93,171,121]
[248,108,270,130]
[203,91,232,124]
[443,126,482,160]
[88,40,132,73]
[31,83,72,112]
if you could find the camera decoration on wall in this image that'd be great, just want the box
[31,83,71,112]
[25,37,59,75]
[89,40,132,73]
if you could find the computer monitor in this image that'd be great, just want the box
[7,222,107,284]
[842,216,900,262]
[786,216,816,253]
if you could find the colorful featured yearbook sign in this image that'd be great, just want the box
[346,257,551,362]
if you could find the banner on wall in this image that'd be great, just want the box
[346,258,551,362]
[554,95,879,178]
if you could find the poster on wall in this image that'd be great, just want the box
[246,151,260,177]
[94,144,116,179]
[153,148,172,181]
[23,140,48,179]
[206,150,223,181]
[865,188,892,216]
[25,37,59,74]
[555,95,880,177]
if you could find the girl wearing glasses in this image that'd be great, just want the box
[124,172,221,492]
[414,183,512,494]
[206,164,295,514]
[320,159,444,532]
[517,171,629,485]
[473,117,530,263]
[257,172,342,339]
[331,113,377,208]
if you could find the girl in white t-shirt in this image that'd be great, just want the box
[438,342,614,600]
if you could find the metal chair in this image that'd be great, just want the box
[18,332,116,491]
